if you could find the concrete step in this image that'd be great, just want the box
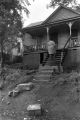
[33,65,58,82]
[38,69,53,73]
[39,65,57,70]
[33,79,50,82]
[34,76,51,80]
[35,74,51,78]
[34,76,51,81]
[38,70,53,75]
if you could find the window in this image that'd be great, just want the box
[72,29,78,38]
[71,29,79,47]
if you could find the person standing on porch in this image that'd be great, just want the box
[47,40,56,57]
[47,40,56,66]
[42,40,56,66]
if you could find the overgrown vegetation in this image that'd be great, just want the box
[49,0,80,8]
[0,0,34,81]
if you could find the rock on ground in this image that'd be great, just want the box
[27,104,42,116]
[8,82,34,97]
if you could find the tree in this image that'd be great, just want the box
[0,0,33,81]
[48,0,80,8]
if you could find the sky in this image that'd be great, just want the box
[23,0,53,27]
[23,0,80,28]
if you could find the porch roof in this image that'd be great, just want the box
[22,5,80,34]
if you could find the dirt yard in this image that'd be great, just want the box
[0,68,80,120]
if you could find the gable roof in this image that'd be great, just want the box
[23,5,80,31]
[42,5,80,25]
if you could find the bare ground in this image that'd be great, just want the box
[0,69,80,120]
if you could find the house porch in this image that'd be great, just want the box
[22,4,80,70]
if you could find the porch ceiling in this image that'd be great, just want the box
[23,27,47,37]
[72,20,80,29]
[49,23,69,33]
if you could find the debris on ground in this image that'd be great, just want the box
[1,66,80,120]
[26,70,36,75]
[24,116,31,120]
[27,104,42,116]
[8,89,19,97]
[16,82,34,91]
[8,82,34,97]
[0,66,35,90]
[7,101,10,105]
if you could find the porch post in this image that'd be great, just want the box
[46,27,50,42]
[69,22,72,36]
[66,21,74,47]
[66,22,73,36]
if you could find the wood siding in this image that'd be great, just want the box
[58,28,69,49]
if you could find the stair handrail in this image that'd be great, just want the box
[63,35,71,49]
[60,35,71,68]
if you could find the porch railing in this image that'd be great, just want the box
[59,36,80,67]
[24,44,47,53]
[24,36,80,54]
[64,36,80,49]
[63,35,71,49]
[69,37,80,48]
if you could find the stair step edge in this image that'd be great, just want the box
[38,71,53,73]
[33,79,49,82]
[35,75,51,77]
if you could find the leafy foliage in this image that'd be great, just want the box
[0,0,34,71]
[49,0,80,8]
[0,0,34,53]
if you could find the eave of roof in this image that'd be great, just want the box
[22,5,80,32]
[22,16,80,32]
[26,21,43,28]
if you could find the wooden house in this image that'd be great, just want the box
[22,5,80,70]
